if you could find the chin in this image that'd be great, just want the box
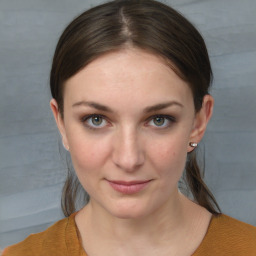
[105,198,152,220]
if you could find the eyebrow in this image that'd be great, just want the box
[143,101,183,113]
[72,100,183,113]
[72,101,113,112]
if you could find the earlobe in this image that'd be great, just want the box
[50,99,69,149]
[187,95,214,152]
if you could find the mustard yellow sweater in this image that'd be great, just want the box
[3,213,256,256]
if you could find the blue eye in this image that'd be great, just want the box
[148,115,175,128]
[83,115,108,129]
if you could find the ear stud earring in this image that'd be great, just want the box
[189,142,198,148]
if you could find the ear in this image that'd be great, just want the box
[187,95,214,152]
[50,99,69,150]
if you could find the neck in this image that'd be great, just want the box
[75,192,211,256]
[78,191,194,242]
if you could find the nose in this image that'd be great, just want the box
[112,127,145,172]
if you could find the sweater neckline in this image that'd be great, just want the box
[66,211,221,256]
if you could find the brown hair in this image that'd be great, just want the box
[50,0,221,216]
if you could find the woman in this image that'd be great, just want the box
[3,0,256,255]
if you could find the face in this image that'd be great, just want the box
[51,48,213,219]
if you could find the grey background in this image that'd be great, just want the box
[0,0,256,249]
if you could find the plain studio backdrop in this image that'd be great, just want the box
[0,0,256,249]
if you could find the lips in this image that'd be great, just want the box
[107,179,151,194]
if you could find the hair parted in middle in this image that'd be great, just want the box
[50,0,221,217]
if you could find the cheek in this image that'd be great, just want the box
[67,132,111,174]
[148,135,188,177]
[67,135,112,195]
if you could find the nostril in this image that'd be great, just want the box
[112,145,145,172]
[113,153,144,172]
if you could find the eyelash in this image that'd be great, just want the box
[146,115,176,129]
[81,114,176,130]
[81,114,109,130]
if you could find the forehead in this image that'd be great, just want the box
[63,48,193,108]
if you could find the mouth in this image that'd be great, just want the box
[106,179,152,194]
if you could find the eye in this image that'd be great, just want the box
[147,115,175,128]
[153,117,166,126]
[82,114,108,129]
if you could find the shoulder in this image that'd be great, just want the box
[195,214,256,256]
[213,214,256,240]
[2,216,70,256]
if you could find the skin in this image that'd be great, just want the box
[51,48,214,256]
